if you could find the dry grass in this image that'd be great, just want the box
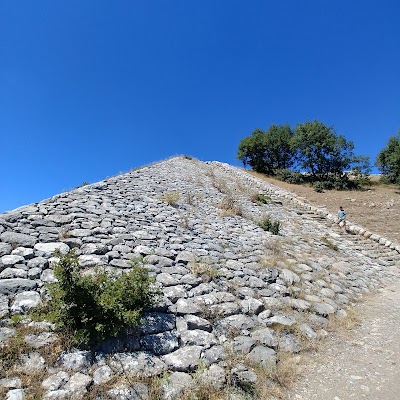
[161,191,181,205]
[0,319,69,399]
[327,307,361,334]
[320,236,338,251]
[189,262,221,280]
[247,170,400,244]
[217,196,243,217]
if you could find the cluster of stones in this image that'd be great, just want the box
[1,157,399,399]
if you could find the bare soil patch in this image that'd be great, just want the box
[285,280,400,400]
[248,172,400,244]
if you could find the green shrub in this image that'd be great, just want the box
[36,251,160,347]
[312,181,325,192]
[259,215,281,235]
[251,193,271,205]
[275,169,305,184]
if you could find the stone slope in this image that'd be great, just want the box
[1,156,399,399]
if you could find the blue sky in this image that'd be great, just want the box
[1,0,399,213]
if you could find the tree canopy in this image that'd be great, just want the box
[293,120,355,180]
[237,120,370,190]
[375,131,400,184]
[237,124,296,175]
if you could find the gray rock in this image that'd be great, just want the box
[280,268,300,284]
[203,345,226,364]
[63,372,92,397]
[215,315,256,335]
[278,333,301,352]
[313,302,336,316]
[11,247,34,259]
[139,312,176,335]
[0,295,8,318]
[108,382,149,400]
[1,232,36,247]
[140,331,180,355]
[47,214,74,224]
[69,229,93,238]
[93,365,113,385]
[231,335,256,354]
[11,291,41,314]
[163,285,188,302]
[156,273,180,286]
[161,371,193,400]
[251,327,278,347]
[6,389,25,400]
[1,255,25,267]
[240,297,264,315]
[247,345,276,368]
[0,278,37,295]
[231,364,257,388]
[27,257,48,270]
[184,314,212,332]
[0,327,16,344]
[162,346,203,371]
[180,329,218,348]
[175,251,197,264]
[40,269,57,283]
[197,364,226,390]
[41,371,70,391]
[25,332,57,348]
[78,254,108,267]
[110,259,131,268]
[34,242,70,257]
[0,242,12,257]
[0,268,27,279]
[264,314,296,327]
[15,352,46,373]
[57,351,92,371]
[80,243,109,255]
[176,298,202,315]
[0,377,22,389]
[110,352,167,377]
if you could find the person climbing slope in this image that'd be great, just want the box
[337,206,347,231]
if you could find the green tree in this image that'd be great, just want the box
[237,124,296,175]
[375,131,400,184]
[293,120,356,181]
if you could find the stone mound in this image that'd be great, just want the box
[1,156,399,399]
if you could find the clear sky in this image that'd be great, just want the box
[1,0,399,213]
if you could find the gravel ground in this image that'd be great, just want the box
[285,279,400,400]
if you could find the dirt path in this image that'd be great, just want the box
[286,280,400,400]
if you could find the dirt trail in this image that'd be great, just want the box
[286,280,400,400]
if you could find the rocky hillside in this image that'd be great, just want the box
[1,156,399,399]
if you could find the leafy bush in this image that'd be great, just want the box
[275,169,305,184]
[259,215,281,235]
[37,251,160,346]
[312,181,325,192]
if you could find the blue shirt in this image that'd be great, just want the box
[338,210,346,220]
